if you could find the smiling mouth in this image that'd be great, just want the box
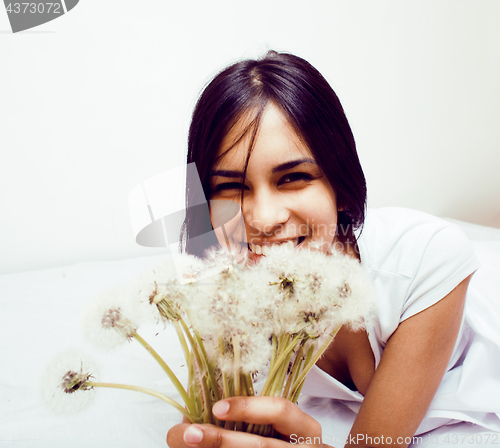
[248,236,306,255]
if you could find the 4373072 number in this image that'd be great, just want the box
[5,3,62,14]
[443,433,499,444]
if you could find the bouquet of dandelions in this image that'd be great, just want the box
[41,245,374,436]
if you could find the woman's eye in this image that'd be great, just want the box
[278,172,314,185]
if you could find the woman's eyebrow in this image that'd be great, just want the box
[272,158,317,173]
[209,158,317,178]
[209,169,243,178]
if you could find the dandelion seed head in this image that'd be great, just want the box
[338,282,351,299]
[134,255,203,323]
[217,331,273,375]
[203,246,245,274]
[82,286,139,350]
[61,370,92,394]
[101,307,120,328]
[325,251,376,331]
[257,246,375,343]
[41,349,98,414]
[189,257,274,374]
[175,253,206,281]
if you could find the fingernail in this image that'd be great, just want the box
[184,426,203,445]
[212,400,230,417]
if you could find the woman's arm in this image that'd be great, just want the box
[345,274,472,448]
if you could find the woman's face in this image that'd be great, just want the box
[209,103,339,262]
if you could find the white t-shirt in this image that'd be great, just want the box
[302,207,500,434]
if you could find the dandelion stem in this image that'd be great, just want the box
[219,336,230,400]
[179,318,213,424]
[289,326,341,400]
[200,373,213,424]
[195,331,220,403]
[240,373,248,396]
[132,330,195,416]
[270,342,293,396]
[232,336,241,396]
[283,341,304,399]
[86,381,194,423]
[174,320,191,365]
[222,371,229,399]
[244,373,255,397]
[232,335,244,432]
[287,350,306,401]
[289,345,313,403]
[260,333,301,397]
[186,351,203,421]
[269,335,278,373]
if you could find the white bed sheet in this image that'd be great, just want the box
[1,220,500,448]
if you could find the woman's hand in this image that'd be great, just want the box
[167,396,330,448]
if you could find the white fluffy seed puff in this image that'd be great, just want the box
[133,255,205,324]
[259,245,375,340]
[40,349,98,413]
[189,249,275,375]
[82,285,140,350]
[326,249,376,331]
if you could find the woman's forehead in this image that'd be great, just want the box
[214,103,313,169]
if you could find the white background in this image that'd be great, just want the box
[1,0,499,275]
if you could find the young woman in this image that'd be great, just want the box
[168,51,500,447]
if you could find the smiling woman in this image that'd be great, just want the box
[182,50,366,259]
[173,51,500,448]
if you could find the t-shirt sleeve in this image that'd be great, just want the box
[400,224,480,322]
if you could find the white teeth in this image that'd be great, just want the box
[269,244,281,255]
[249,238,305,255]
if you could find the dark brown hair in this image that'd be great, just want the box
[182,51,366,256]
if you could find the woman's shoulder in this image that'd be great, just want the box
[358,207,476,276]
[363,206,456,237]
[358,207,480,331]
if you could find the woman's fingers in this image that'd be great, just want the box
[167,398,324,447]
[166,424,199,447]
[211,397,322,440]
[167,423,293,448]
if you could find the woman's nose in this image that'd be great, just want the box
[244,190,289,236]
